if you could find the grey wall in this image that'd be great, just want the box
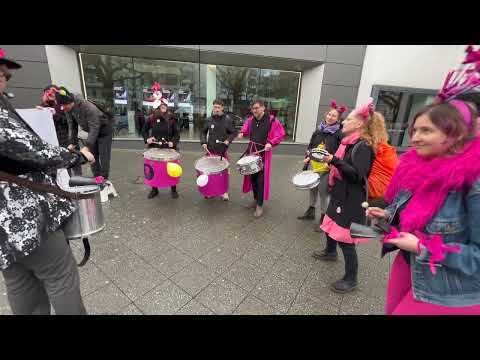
[316,45,367,126]
[0,45,51,108]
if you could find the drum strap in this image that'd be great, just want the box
[66,237,91,267]
[0,170,95,199]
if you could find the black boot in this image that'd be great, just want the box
[330,277,358,294]
[148,187,159,199]
[298,206,315,220]
[312,235,338,261]
[314,213,325,232]
[171,187,179,199]
[330,243,358,293]
[312,249,338,261]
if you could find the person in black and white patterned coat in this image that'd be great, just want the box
[0,49,95,315]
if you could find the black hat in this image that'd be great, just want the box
[0,48,22,70]
[55,86,75,105]
[43,84,59,93]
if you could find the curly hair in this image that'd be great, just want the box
[360,111,389,153]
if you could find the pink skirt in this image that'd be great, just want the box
[386,252,480,315]
[320,214,370,245]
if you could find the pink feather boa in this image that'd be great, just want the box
[384,136,480,273]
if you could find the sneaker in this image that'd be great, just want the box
[100,186,109,203]
[222,193,229,201]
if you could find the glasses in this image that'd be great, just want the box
[251,106,261,110]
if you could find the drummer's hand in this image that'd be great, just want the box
[265,143,272,151]
[202,144,208,151]
[223,140,230,146]
[303,157,310,164]
[147,137,156,144]
[80,147,95,164]
[238,133,244,139]
[323,152,334,163]
[67,144,76,151]
[366,207,389,220]
[168,142,174,148]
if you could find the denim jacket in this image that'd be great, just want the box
[385,178,480,307]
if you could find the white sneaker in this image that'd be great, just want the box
[222,193,229,201]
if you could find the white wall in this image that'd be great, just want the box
[44,45,83,94]
[295,64,325,143]
[356,45,466,106]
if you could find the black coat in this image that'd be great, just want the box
[326,140,374,229]
[200,113,238,155]
[142,113,180,150]
[307,128,343,155]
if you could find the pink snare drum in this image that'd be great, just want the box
[143,148,181,188]
[194,156,229,197]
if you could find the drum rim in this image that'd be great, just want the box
[143,148,180,160]
[237,155,262,166]
[292,171,320,187]
[194,156,229,174]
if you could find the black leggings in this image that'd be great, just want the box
[326,235,358,281]
[250,170,265,206]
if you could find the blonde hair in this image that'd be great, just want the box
[360,111,389,153]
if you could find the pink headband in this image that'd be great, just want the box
[436,45,480,129]
[449,100,473,129]
[330,100,348,114]
[352,97,374,121]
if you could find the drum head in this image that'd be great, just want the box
[292,171,320,187]
[310,152,324,162]
[195,156,229,174]
[237,155,260,166]
[144,148,180,161]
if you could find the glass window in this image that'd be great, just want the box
[80,53,301,142]
[372,85,437,148]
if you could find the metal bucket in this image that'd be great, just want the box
[63,185,105,240]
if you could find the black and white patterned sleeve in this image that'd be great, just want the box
[0,111,83,172]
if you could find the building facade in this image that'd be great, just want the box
[2,44,475,151]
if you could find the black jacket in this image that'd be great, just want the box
[200,113,238,155]
[326,140,375,229]
[307,128,343,154]
[142,112,180,150]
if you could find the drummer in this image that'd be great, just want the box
[297,100,345,232]
[142,102,180,199]
[238,100,285,217]
[200,99,238,201]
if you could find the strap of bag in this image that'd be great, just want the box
[0,170,95,199]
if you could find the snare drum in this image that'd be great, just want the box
[195,156,229,197]
[292,171,321,190]
[63,185,105,240]
[236,155,263,175]
[143,148,181,188]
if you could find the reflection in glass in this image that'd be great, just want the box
[80,53,301,141]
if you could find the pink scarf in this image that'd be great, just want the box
[384,136,480,273]
[328,131,361,187]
